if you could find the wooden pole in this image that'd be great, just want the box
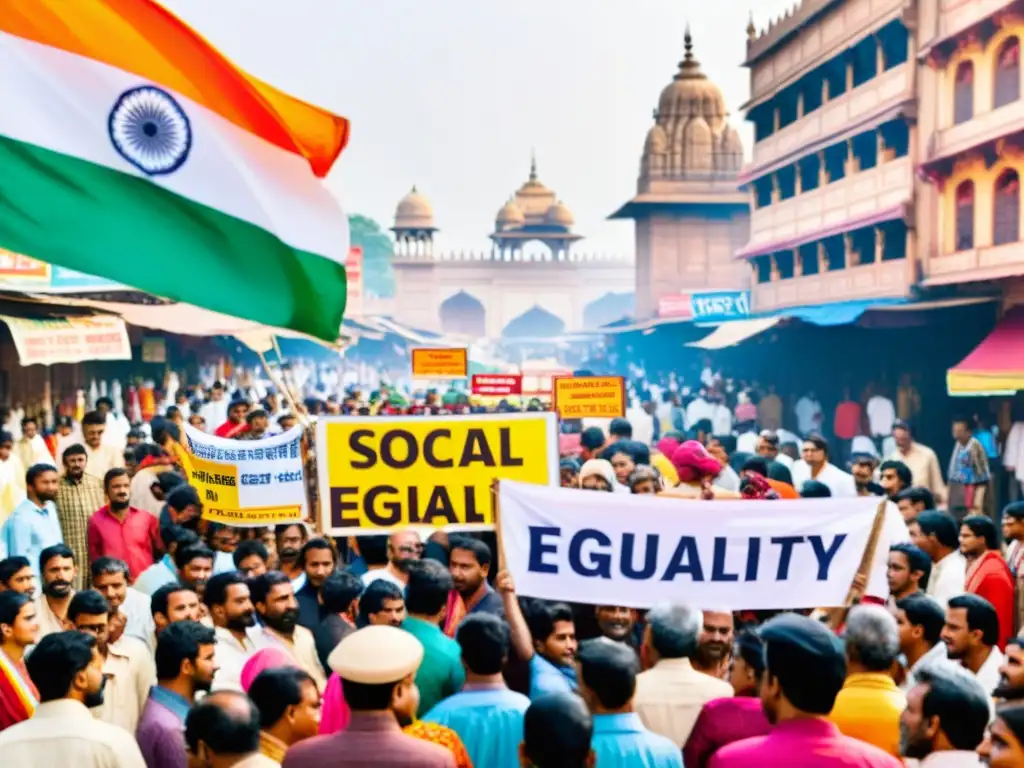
[490,479,507,572]
[827,500,888,629]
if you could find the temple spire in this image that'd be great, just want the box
[529,148,538,182]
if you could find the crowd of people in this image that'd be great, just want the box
[0,369,1022,766]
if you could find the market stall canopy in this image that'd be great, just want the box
[947,306,1024,396]
[687,316,783,350]
[0,313,131,366]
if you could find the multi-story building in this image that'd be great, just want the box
[739,0,919,315]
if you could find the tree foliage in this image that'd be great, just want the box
[348,214,395,298]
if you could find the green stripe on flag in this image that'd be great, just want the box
[0,135,346,341]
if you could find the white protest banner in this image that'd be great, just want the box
[182,423,307,526]
[499,480,902,611]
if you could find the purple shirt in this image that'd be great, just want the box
[136,686,189,768]
[684,697,771,768]
[708,718,903,768]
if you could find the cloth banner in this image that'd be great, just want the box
[317,413,558,534]
[499,480,902,610]
[183,423,307,526]
[2,314,130,365]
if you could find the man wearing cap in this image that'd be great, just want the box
[281,625,455,767]
[708,614,902,768]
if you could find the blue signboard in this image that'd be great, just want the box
[690,291,751,323]
[49,266,122,291]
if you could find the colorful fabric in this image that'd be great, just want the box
[318,673,350,736]
[966,550,1015,650]
[948,438,990,486]
[0,648,38,731]
[828,673,907,757]
[683,697,770,768]
[54,474,105,589]
[443,591,467,638]
[0,0,351,341]
[87,505,161,580]
[404,720,473,768]
[671,441,722,483]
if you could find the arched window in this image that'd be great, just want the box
[994,169,1020,246]
[954,61,974,124]
[996,38,1021,108]
[955,180,975,251]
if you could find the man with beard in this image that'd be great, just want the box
[887,543,931,604]
[851,454,884,498]
[593,605,640,648]
[879,460,912,501]
[0,556,35,599]
[138,621,218,768]
[274,523,308,591]
[35,543,76,640]
[709,614,901,768]
[358,580,406,628]
[295,538,336,630]
[68,589,154,734]
[1,631,146,768]
[1,464,62,579]
[942,594,1004,695]
[899,666,990,765]
[693,611,734,679]
[54,444,104,590]
[251,571,325,692]
[205,572,257,694]
[362,529,422,590]
[995,636,1024,702]
[449,536,503,619]
[88,468,161,582]
[314,571,363,673]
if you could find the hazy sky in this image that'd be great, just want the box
[164,0,797,255]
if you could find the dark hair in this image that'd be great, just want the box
[275,523,307,542]
[246,409,268,424]
[151,419,181,447]
[952,414,972,429]
[39,543,74,573]
[580,427,605,451]
[998,705,1024,748]
[896,594,946,646]
[357,535,389,567]
[734,630,765,678]
[156,471,186,495]
[20,416,36,428]
[184,692,261,756]
[915,510,960,549]
[203,571,247,609]
[151,582,195,620]
[800,480,832,498]
[155,620,216,681]
[916,665,990,750]
[404,560,453,616]
[299,537,336,568]
[449,535,492,568]
[61,443,88,462]
[456,613,510,675]
[767,461,794,485]
[67,590,111,622]
[232,539,269,569]
[896,486,936,511]
[90,557,130,581]
[26,631,97,702]
[320,571,364,614]
[0,556,30,587]
[741,456,770,477]
[892,419,913,435]
[889,543,933,591]
[0,591,31,628]
[523,694,594,768]
[577,638,638,710]
[608,418,632,439]
[26,463,58,487]
[962,515,999,550]
[174,543,215,571]
[81,411,105,427]
[1004,501,1024,522]
[166,484,201,512]
[102,467,129,493]
[248,667,316,728]
[761,613,846,715]
[162,525,201,552]
[947,594,1000,647]
[527,602,575,645]
[358,579,404,625]
[341,679,400,712]
[249,571,292,607]
[878,460,912,489]
[803,434,829,456]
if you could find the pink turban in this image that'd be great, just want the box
[671,440,723,484]
[240,647,297,693]
[656,436,681,460]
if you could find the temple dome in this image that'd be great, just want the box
[657,29,727,128]
[645,125,668,153]
[544,200,574,227]
[393,186,435,230]
[495,198,526,230]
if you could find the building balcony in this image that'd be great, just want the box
[927,99,1024,163]
[753,259,909,313]
[749,64,911,177]
[748,156,913,252]
[925,241,1024,285]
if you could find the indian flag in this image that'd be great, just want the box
[0,0,351,341]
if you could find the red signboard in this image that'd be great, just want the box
[471,374,523,397]
[345,246,364,316]
[657,293,693,319]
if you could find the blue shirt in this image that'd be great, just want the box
[134,554,177,596]
[1,498,63,576]
[591,712,683,768]
[423,685,530,768]
[529,653,577,699]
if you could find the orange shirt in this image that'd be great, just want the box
[404,720,473,767]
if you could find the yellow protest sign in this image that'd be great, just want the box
[411,347,468,379]
[316,413,558,534]
[552,376,626,419]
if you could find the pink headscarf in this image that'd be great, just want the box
[239,647,296,693]
[656,436,681,459]
[319,673,351,735]
[671,440,723,484]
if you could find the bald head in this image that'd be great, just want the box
[388,530,422,568]
[184,690,260,760]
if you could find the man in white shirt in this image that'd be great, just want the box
[199,382,230,435]
[684,391,713,431]
[893,593,955,693]
[910,511,966,609]
[791,436,857,497]
[866,390,896,439]
[707,394,732,437]
[205,571,258,693]
[794,392,822,436]
[941,594,1005,695]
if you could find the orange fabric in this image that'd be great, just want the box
[767,479,799,499]
[1,0,349,177]
[404,721,474,768]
